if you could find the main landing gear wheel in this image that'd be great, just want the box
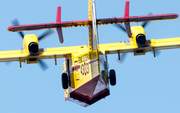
[109,69,116,86]
[62,73,68,89]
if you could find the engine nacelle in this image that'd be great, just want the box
[28,42,39,56]
[131,26,146,47]
[136,34,146,47]
[23,34,39,56]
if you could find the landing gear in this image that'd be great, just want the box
[62,73,68,89]
[62,59,71,89]
[109,69,116,86]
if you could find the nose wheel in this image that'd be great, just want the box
[109,69,116,86]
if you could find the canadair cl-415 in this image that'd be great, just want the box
[2,0,180,107]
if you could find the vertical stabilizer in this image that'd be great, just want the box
[56,6,64,43]
[56,6,61,22]
[124,1,132,38]
[124,1,129,18]
[88,0,92,21]
[92,0,98,50]
[88,0,98,50]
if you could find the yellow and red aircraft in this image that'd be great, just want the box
[2,0,180,107]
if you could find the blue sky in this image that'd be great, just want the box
[0,0,180,113]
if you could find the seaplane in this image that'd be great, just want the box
[2,0,180,107]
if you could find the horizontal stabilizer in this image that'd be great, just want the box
[8,13,178,32]
[97,13,179,25]
[7,0,178,32]
[7,20,91,32]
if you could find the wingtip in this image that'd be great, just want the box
[7,26,12,32]
[176,13,179,18]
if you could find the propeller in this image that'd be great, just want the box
[141,21,149,28]
[12,19,54,40]
[6,19,54,71]
[38,30,54,41]
[114,13,161,63]
[38,60,48,71]
[115,13,152,33]
[12,19,24,38]
[115,24,126,33]
[115,21,150,33]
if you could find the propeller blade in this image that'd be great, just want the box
[12,19,24,38]
[156,50,161,57]
[141,21,149,28]
[38,60,48,71]
[141,13,152,28]
[38,30,54,41]
[5,62,11,65]
[115,24,126,32]
[12,19,19,26]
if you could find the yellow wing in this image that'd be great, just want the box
[98,37,180,56]
[0,45,88,62]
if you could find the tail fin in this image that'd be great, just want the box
[56,6,64,43]
[56,6,61,22]
[124,1,129,18]
[124,1,132,38]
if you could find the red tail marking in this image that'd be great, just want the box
[57,28,64,43]
[124,1,129,18]
[56,6,61,23]
[56,6,64,43]
[124,1,132,38]
[124,23,132,38]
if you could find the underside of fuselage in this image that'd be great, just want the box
[61,0,117,107]
[66,75,110,107]
[62,50,107,106]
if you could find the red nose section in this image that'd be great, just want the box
[67,75,110,107]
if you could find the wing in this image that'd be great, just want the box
[97,14,178,25]
[8,20,91,32]
[98,37,180,55]
[0,45,88,62]
[7,14,178,32]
